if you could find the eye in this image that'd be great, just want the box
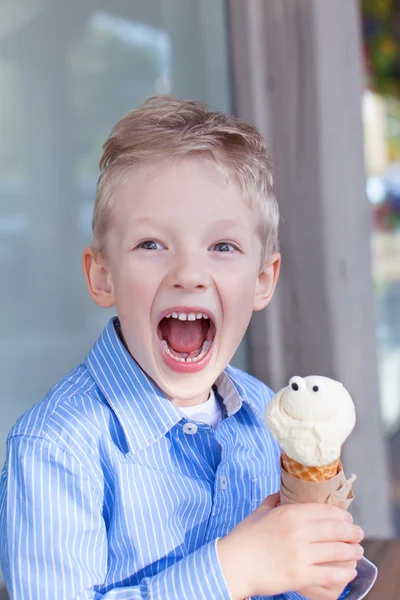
[312,385,319,392]
[137,240,164,250]
[211,242,238,252]
[289,376,304,391]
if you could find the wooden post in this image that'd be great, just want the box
[228,0,393,536]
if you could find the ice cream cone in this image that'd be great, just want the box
[265,376,357,508]
[281,451,341,482]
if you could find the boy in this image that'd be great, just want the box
[0,96,375,600]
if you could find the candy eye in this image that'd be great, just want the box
[289,376,304,391]
[312,385,319,392]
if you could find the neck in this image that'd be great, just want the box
[170,389,211,408]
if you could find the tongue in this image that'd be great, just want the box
[161,319,205,353]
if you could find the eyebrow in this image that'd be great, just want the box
[210,219,244,230]
[132,217,244,230]
[132,217,174,231]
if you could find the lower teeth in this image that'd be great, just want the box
[161,339,212,363]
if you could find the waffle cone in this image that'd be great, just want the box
[281,452,341,482]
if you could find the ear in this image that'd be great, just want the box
[253,252,281,311]
[82,247,115,308]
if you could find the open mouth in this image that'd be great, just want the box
[157,311,216,365]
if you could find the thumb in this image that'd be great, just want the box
[260,491,280,510]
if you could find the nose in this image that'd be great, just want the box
[167,252,211,292]
[288,375,306,392]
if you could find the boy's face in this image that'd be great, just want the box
[85,156,280,405]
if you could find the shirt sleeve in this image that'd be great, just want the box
[0,435,232,600]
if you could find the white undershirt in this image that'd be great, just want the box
[179,388,222,430]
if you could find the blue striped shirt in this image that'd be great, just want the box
[0,317,376,599]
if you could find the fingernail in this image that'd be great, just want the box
[348,513,353,522]
[357,527,364,541]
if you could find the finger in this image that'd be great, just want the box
[321,560,358,570]
[310,542,363,565]
[294,503,353,522]
[308,520,364,544]
[259,492,280,510]
[310,564,358,589]
[298,585,347,600]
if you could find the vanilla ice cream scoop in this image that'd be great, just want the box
[265,375,356,467]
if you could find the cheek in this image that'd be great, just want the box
[219,270,257,325]
[221,267,257,301]
[113,267,157,314]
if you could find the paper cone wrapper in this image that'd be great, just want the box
[280,453,356,509]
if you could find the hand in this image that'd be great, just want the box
[297,557,361,600]
[217,494,364,600]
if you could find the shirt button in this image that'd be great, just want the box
[220,475,228,490]
[183,422,198,435]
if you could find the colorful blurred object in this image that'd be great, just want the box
[370,164,400,231]
[363,0,400,96]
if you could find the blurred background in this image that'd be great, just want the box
[0,0,399,593]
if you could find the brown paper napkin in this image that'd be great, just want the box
[280,456,357,509]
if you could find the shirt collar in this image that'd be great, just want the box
[85,317,262,455]
[218,363,264,422]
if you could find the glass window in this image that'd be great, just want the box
[0,2,238,564]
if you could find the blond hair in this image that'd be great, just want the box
[92,95,279,260]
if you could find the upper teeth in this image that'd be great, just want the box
[165,312,209,321]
